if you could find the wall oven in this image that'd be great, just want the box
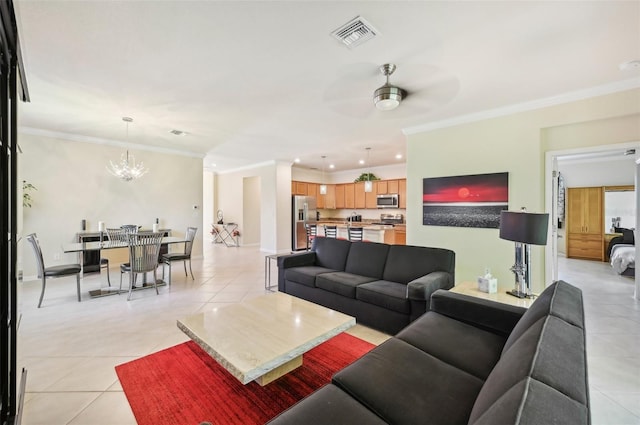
[376,194,399,209]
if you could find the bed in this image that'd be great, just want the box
[610,243,635,276]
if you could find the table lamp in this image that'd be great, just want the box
[499,209,549,299]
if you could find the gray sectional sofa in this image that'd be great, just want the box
[277,237,456,334]
[269,280,590,425]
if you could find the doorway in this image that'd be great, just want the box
[545,142,640,299]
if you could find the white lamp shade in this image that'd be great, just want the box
[364,181,373,193]
[319,184,327,195]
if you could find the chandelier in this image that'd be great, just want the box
[107,117,148,181]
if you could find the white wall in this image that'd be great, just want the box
[242,176,261,246]
[406,88,640,292]
[216,161,291,253]
[560,158,635,188]
[20,133,204,278]
[203,170,215,241]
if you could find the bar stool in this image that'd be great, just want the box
[324,225,337,238]
[305,223,317,250]
[348,227,363,242]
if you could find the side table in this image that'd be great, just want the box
[264,253,290,291]
[212,223,239,247]
[450,281,536,309]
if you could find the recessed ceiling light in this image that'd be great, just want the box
[210,163,217,167]
[329,164,335,169]
[294,158,301,163]
[170,129,188,136]
[359,159,365,165]
[619,60,640,71]
[395,154,403,159]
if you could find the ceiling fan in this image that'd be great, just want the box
[373,64,406,111]
[323,62,460,119]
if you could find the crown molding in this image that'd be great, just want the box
[214,160,280,175]
[19,126,205,159]
[403,77,640,135]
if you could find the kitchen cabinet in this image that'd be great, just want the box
[324,184,336,209]
[388,179,399,194]
[365,182,378,209]
[377,179,400,195]
[399,179,407,208]
[292,178,407,210]
[344,183,355,208]
[292,181,308,196]
[394,227,406,245]
[354,182,366,208]
[335,184,345,209]
[316,185,325,209]
[307,183,317,199]
[567,187,603,261]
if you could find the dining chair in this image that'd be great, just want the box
[26,233,82,308]
[120,232,164,301]
[323,225,337,238]
[107,227,139,290]
[98,232,111,287]
[162,227,197,285]
[348,226,363,242]
[305,223,317,250]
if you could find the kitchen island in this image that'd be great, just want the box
[315,221,405,245]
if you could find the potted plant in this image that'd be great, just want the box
[354,172,380,183]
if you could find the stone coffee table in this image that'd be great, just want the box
[177,292,355,386]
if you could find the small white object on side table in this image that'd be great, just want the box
[450,281,536,309]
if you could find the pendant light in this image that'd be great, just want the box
[107,117,149,181]
[364,147,373,193]
[319,156,327,195]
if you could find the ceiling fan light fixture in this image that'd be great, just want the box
[373,63,406,111]
[374,85,405,110]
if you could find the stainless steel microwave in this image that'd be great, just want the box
[377,194,399,209]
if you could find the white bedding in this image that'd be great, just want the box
[610,244,635,274]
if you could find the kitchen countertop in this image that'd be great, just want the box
[316,221,400,230]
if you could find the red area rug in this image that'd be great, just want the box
[115,333,374,425]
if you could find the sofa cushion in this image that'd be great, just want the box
[356,280,410,314]
[468,314,588,424]
[312,237,352,271]
[344,242,390,279]
[316,272,377,298]
[267,384,388,425]
[396,311,507,380]
[333,338,484,425]
[502,280,584,355]
[469,378,589,425]
[382,245,455,284]
[284,266,336,288]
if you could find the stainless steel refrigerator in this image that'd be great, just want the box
[292,195,317,251]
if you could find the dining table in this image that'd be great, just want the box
[63,236,189,298]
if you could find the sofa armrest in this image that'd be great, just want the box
[277,252,317,292]
[406,271,454,301]
[277,252,317,269]
[430,290,527,337]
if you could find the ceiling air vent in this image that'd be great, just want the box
[331,16,378,49]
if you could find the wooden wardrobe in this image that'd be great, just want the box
[566,187,603,261]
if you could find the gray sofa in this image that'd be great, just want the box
[269,280,590,425]
[277,237,456,334]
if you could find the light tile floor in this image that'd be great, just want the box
[15,244,640,424]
